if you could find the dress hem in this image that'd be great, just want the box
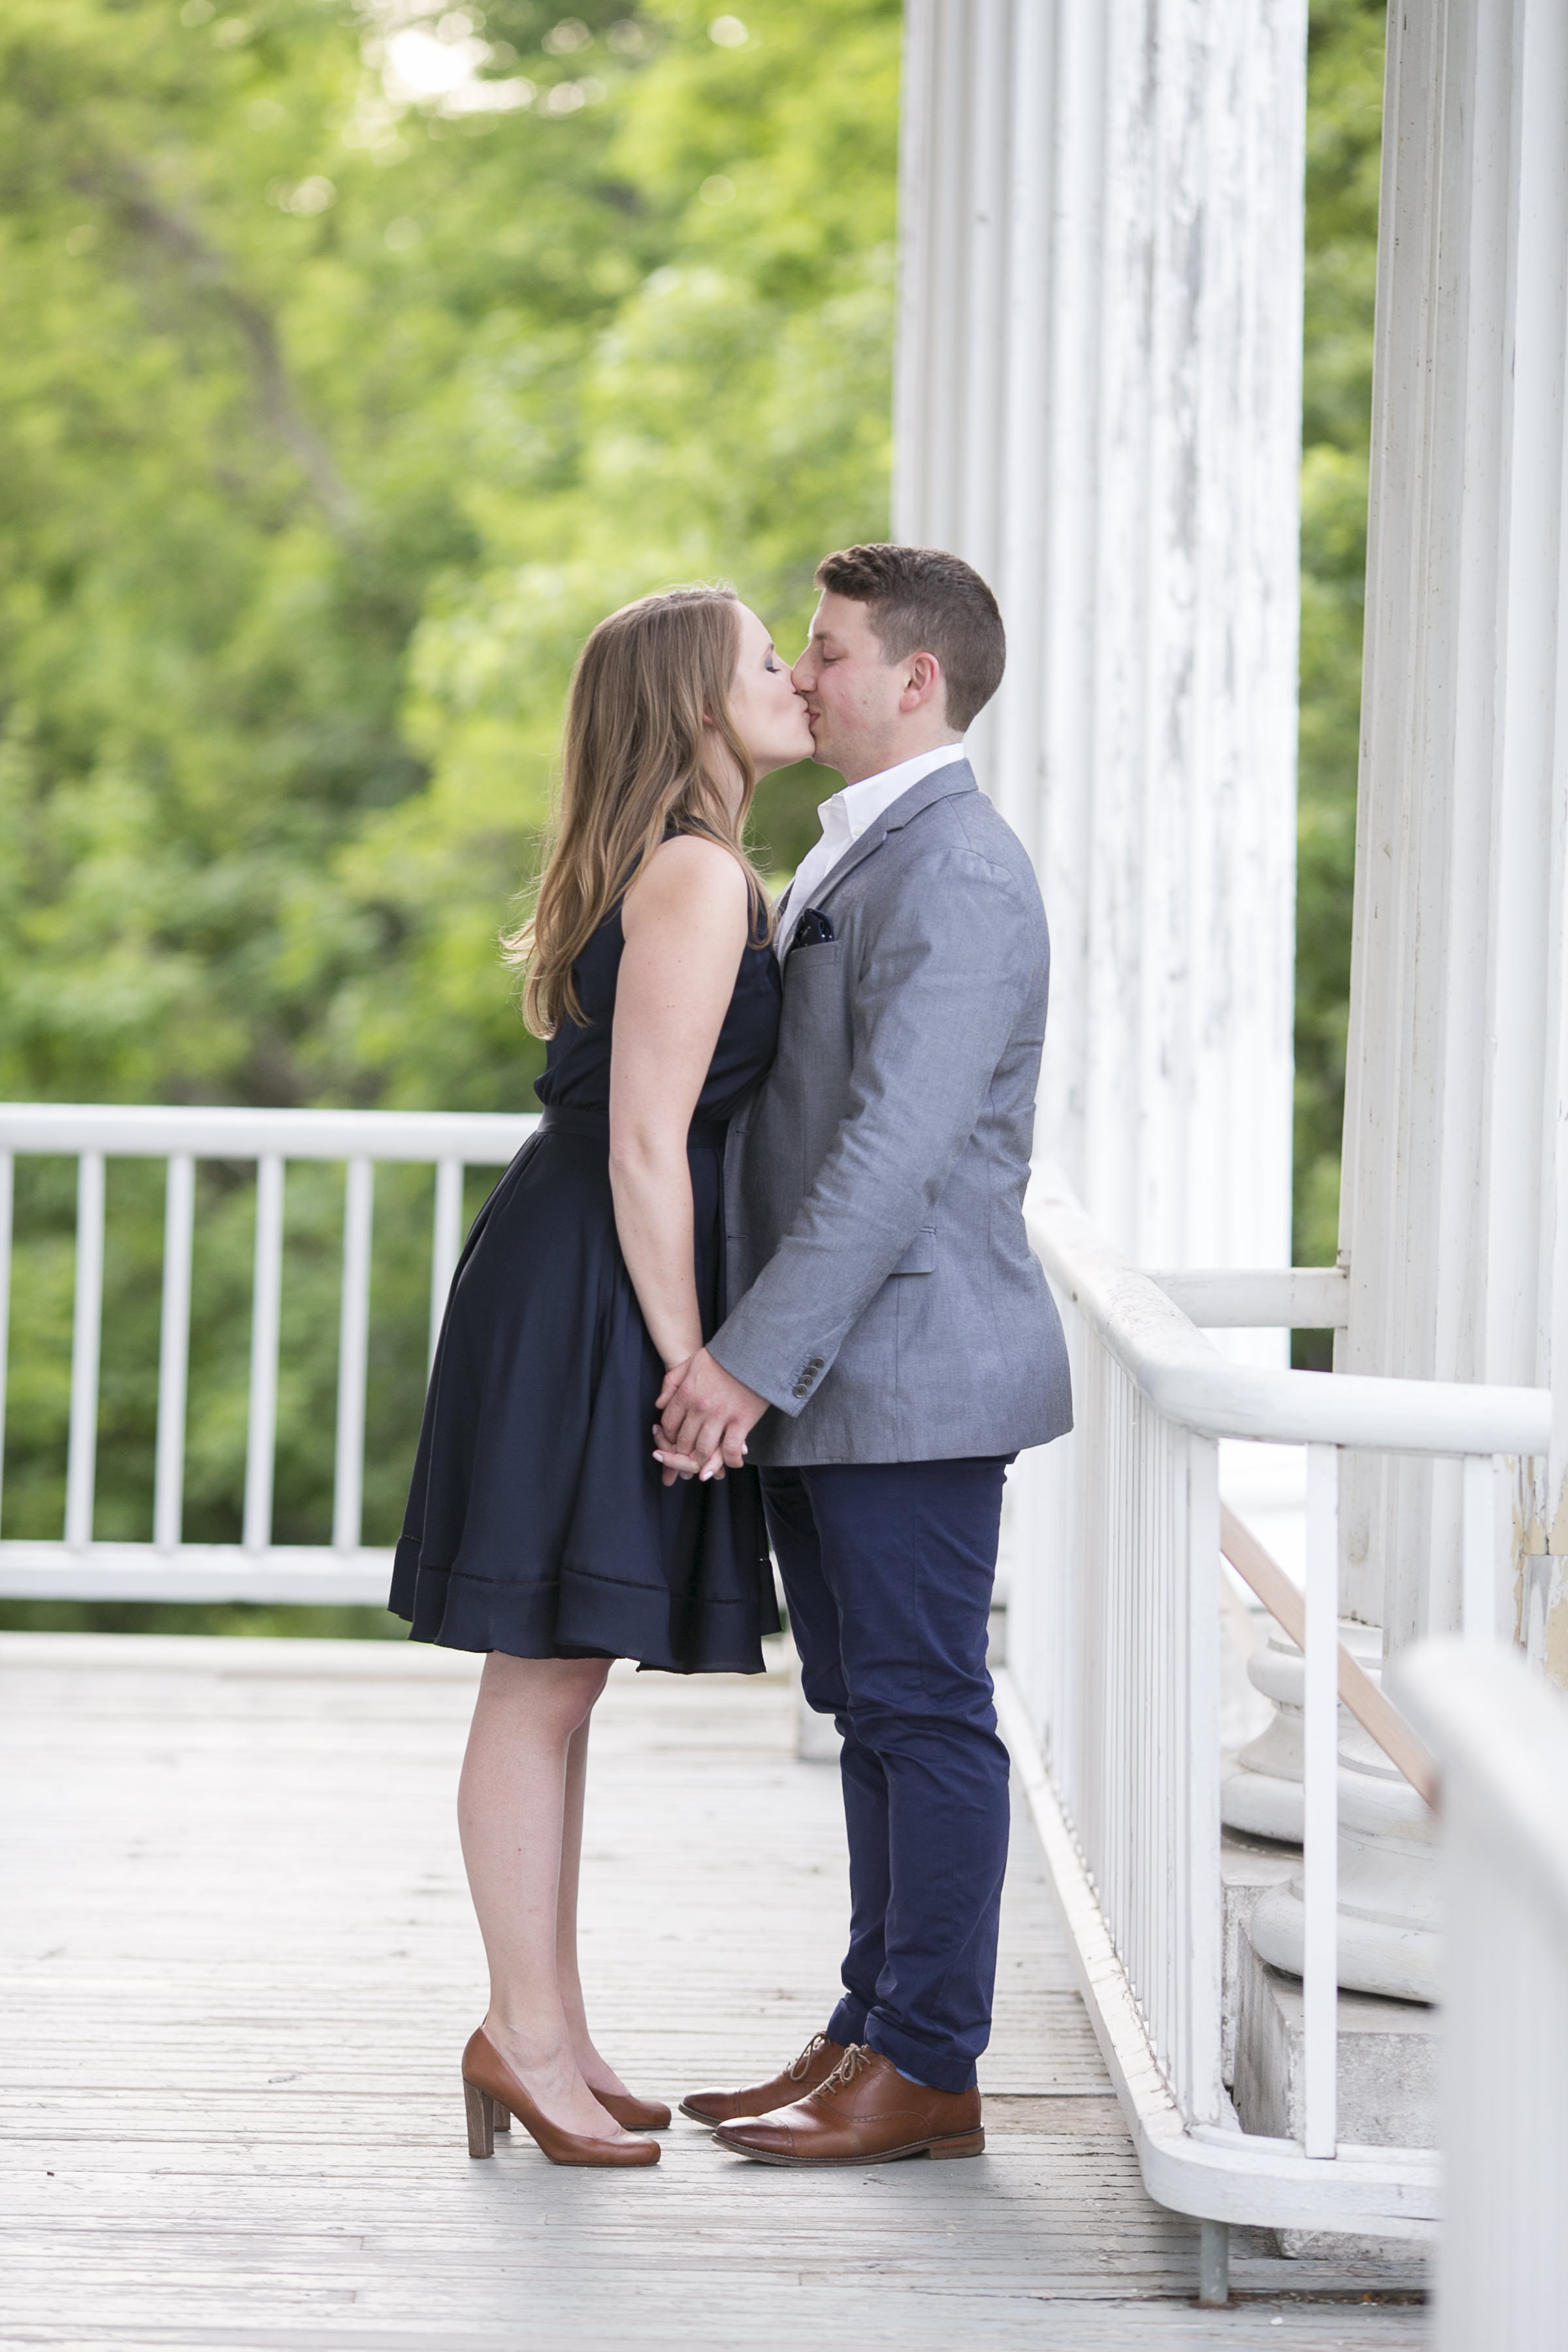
[389,1543,777,1676]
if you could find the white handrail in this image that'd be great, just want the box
[1397,1640,1568,2351]
[1151,1267,1350,1329]
[0,1104,534,1162]
[1004,1170,1556,2246]
[1027,1169,1550,1458]
[1397,1641,1568,1938]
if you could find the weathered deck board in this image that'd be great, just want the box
[0,1633,1427,2349]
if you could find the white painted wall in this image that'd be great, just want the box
[894,0,1305,1282]
[1337,0,1568,1666]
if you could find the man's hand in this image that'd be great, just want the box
[653,1348,766,1484]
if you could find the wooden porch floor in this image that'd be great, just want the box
[1,1632,1428,2350]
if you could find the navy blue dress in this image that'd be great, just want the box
[389,902,783,1673]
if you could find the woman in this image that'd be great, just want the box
[390,586,811,2169]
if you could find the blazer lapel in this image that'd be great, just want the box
[811,757,977,913]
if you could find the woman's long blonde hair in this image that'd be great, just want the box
[506,585,772,1036]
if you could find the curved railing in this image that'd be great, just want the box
[998,1165,1549,2255]
[1397,1639,1568,2347]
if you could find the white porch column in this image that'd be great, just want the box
[1241,0,1568,2009]
[895,0,1305,1276]
[1337,0,1568,1672]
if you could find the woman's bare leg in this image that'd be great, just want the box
[457,1651,627,2138]
[555,1712,633,2100]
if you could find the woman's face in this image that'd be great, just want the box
[724,604,815,790]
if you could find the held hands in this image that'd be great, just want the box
[653,1348,767,1486]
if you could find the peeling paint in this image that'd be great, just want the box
[1545,1588,1568,1690]
[1522,1482,1568,1690]
[1507,1464,1568,1676]
[1550,1477,1568,1558]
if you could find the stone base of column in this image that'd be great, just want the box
[1233,1938,1439,2148]
[1248,1711,1441,2004]
[1224,1620,1440,2001]
[1220,1619,1383,1842]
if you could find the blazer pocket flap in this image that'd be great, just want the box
[891,1225,937,1276]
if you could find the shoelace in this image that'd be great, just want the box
[817,2042,876,2096]
[786,2033,830,2082]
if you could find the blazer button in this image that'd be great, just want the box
[792,1379,811,1399]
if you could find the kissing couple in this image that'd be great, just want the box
[390,543,1071,2170]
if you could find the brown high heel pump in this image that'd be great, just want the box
[463,2029,660,2167]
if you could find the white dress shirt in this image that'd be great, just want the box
[776,741,967,961]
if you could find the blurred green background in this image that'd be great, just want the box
[0,0,1382,1633]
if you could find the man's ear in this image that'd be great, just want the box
[899,651,944,712]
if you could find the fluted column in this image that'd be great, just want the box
[895,0,1305,1277]
[1336,0,1568,1673]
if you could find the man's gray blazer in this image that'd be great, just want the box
[708,757,1072,1466]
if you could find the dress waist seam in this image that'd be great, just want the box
[536,1104,728,1152]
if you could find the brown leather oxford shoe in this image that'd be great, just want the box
[711,2042,984,2166]
[679,2031,845,2125]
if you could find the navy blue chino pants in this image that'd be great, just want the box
[759,1457,1011,2095]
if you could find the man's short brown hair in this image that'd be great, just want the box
[813,544,1005,732]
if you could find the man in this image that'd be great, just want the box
[657,544,1071,2164]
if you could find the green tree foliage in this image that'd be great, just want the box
[0,0,898,1620]
[0,0,897,1120]
[1295,0,1384,1297]
[0,0,1382,1618]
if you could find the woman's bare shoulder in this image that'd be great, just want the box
[623,833,752,931]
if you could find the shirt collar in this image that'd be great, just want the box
[818,741,968,841]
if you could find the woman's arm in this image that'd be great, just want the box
[610,835,751,1377]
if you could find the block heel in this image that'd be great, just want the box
[460,2029,660,2168]
[927,2129,985,2159]
[465,2078,497,2159]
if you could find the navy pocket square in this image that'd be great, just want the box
[792,906,836,949]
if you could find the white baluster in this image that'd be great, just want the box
[429,1157,463,1373]
[0,1149,11,1531]
[1185,1428,1224,2125]
[333,1157,374,1554]
[154,1154,195,1553]
[242,1155,284,1554]
[1301,1443,1339,2158]
[64,1152,106,1552]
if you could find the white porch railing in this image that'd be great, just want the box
[996,1167,1552,2251]
[0,1105,536,1601]
[8,1103,1560,2274]
[1397,1638,1568,2352]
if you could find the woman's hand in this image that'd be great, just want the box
[655,1348,764,1480]
[650,1356,714,1484]
[651,1354,727,1484]
[651,1437,727,1484]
